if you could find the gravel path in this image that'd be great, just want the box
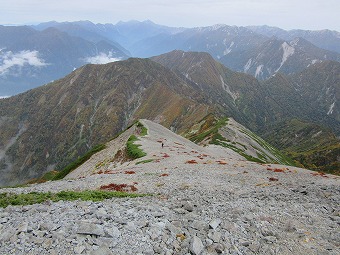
[0,119,339,254]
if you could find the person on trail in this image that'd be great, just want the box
[161,142,164,148]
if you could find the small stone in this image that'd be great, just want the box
[173,240,181,251]
[213,243,224,253]
[74,245,86,254]
[174,208,188,214]
[284,221,296,232]
[182,201,194,212]
[104,226,121,239]
[263,236,277,243]
[209,219,222,230]
[206,238,213,246]
[192,220,208,231]
[17,222,28,234]
[77,222,105,236]
[190,236,204,255]
[90,246,113,255]
[126,222,136,231]
[261,227,274,237]
[39,222,54,231]
[240,240,250,246]
[154,244,163,253]
[0,217,8,224]
[96,208,108,219]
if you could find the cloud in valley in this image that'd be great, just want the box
[0,50,48,76]
[85,52,121,64]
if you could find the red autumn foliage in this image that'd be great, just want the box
[97,170,104,174]
[217,160,227,165]
[125,171,136,174]
[186,159,198,164]
[268,177,279,181]
[160,173,169,177]
[99,183,138,192]
[267,167,285,173]
[311,172,328,178]
[162,153,170,158]
[273,168,285,173]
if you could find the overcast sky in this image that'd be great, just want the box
[0,0,339,31]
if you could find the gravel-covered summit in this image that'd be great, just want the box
[0,119,339,254]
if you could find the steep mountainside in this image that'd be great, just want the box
[262,62,340,134]
[263,119,340,175]
[152,50,340,134]
[152,51,340,172]
[248,25,340,54]
[184,115,294,166]
[0,51,339,186]
[220,38,340,80]
[0,58,212,187]
[0,25,129,96]
[152,50,274,131]
[290,61,340,123]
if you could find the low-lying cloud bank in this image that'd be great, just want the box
[85,52,121,64]
[0,49,48,76]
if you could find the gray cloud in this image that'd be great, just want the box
[0,50,48,76]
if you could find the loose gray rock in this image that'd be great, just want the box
[74,245,86,254]
[209,219,222,230]
[77,222,105,237]
[190,236,204,255]
[17,222,28,234]
[104,226,121,239]
[182,201,194,212]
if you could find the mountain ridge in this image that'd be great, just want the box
[0,118,338,254]
[0,50,339,187]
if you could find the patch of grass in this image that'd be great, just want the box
[53,144,106,180]
[188,117,228,143]
[136,159,154,165]
[126,135,147,159]
[0,190,147,208]
[211,136,265,163]
[240,129,295,166]
[137,121,148,136]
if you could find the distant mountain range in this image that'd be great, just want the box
[0,51,339,186]
[0,25,129,96]
[247,25,340,54]
[1,20,339,95]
